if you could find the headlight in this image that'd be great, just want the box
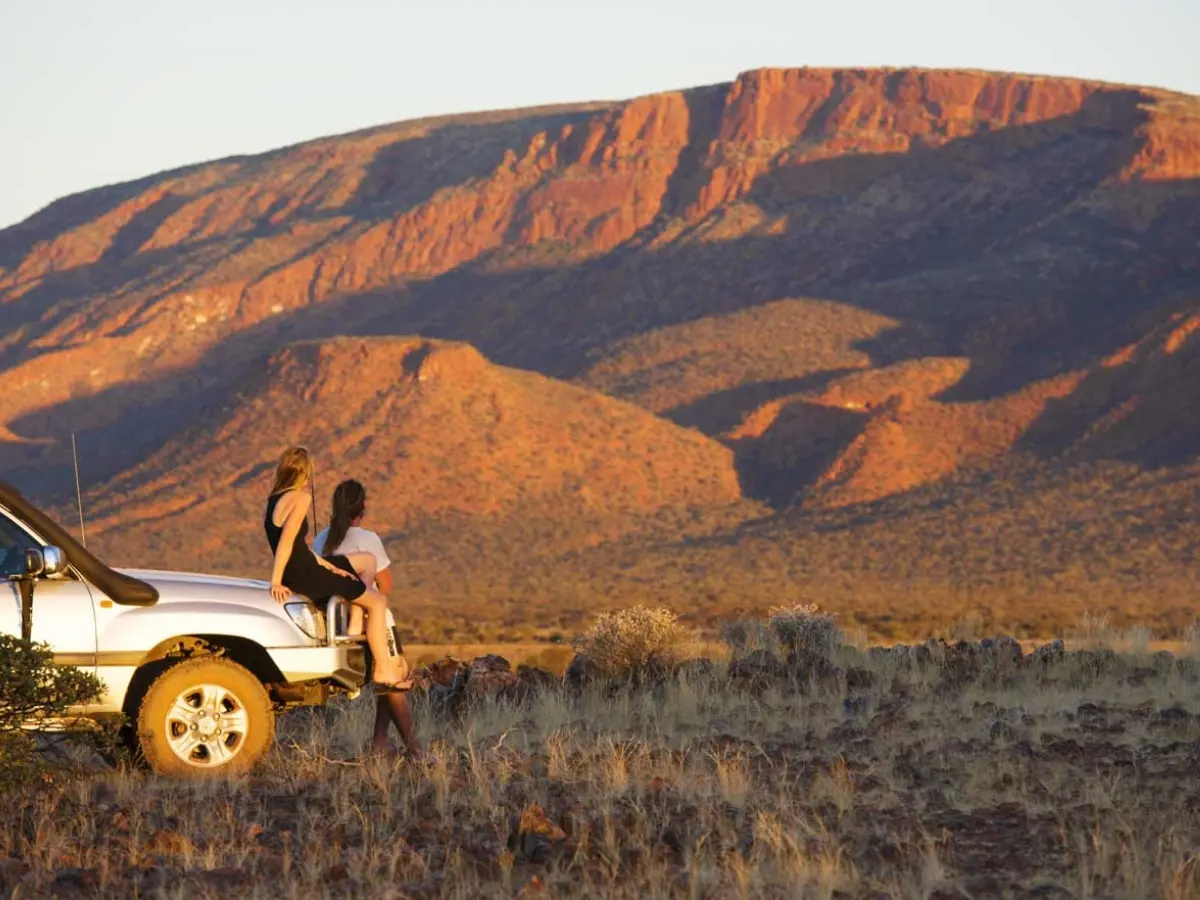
[283,601,321,640]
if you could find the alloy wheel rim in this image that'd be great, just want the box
[164,683,250,767]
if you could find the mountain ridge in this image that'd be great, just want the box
[2,66,1198,638]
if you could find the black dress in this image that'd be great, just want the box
[264,490,366,602]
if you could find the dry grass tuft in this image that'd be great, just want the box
[1184,621,1200,659]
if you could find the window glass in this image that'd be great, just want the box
[0,512,38,579]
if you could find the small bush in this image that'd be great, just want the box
[767,603,841,658]
[574,606,684,678]
[721,604,842,664]
[0,635,104,790]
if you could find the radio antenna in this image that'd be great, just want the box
[71,432,88,547]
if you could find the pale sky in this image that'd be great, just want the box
[2,0,1197,229]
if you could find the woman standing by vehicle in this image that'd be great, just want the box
[263,447,410,694]
[314,478,423,759]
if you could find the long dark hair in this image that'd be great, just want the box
[324,479,366,558]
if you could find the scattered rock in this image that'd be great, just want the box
[0,858,29,891]
[470,654,512,675]
[53,867,100,894]
[1152,650,1177,671]
[565,652,601,687]
[980,635,1023,665]
[673,658,716,681]
[727,650,786,691]
[468,669,525,702]
[413,655,470,690]
[1149,704,1191,730]
[1068,648,1122,680]
[1122,666,1159,687]
[1031,640,1066,666]
[509,803,568,864]
[517,665,559,693]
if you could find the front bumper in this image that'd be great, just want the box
[267,646,366,690]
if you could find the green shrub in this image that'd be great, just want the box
[0,635,104,790]
[574,606,684,678]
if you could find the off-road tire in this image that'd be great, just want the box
[136,657,274,777]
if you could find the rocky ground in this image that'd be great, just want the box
[3,637,1199,898]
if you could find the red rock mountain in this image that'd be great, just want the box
[82,336,742,568]
[2,68,1198,636]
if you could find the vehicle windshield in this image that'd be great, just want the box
[0,510,38,579]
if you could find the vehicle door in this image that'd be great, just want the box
[0,508,98,671]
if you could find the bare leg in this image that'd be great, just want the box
[371,697,391,749]
[373,694,424,761]
[340,551,376,588]
[351,591,404,686]
[384,696,427,763]
[327,552,373,635]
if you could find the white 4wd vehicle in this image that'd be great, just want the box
[0,481,367,777]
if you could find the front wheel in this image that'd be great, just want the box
[136,657,274,776]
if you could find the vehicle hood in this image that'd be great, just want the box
[115,568,277,607]
[103,569,320,648]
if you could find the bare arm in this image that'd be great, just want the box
[269,492,310,601]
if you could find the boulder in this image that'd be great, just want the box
[1031,639,1065,666]
[516,665,559,693]
[565,652,601,687]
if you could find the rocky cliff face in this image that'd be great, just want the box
[1,67,1198,585]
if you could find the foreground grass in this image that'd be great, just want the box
[3,642,1200,898]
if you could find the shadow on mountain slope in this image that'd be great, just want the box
[6,90,1200,504]
[347,108,601,216]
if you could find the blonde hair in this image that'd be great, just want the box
[269,446,313,496]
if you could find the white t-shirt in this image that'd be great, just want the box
[313,525,396,632]
[313,525,391,585]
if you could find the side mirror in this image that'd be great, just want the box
[24,546,67,578]
[42,546,68,576]
[23,549,45,578]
